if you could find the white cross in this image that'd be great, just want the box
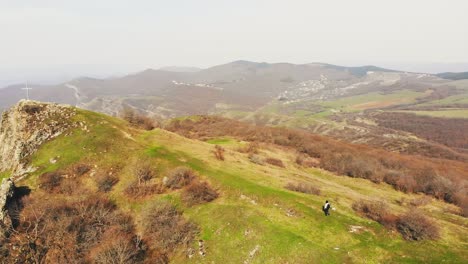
[21,81,32,100]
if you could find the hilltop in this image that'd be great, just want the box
[0,101,467,263]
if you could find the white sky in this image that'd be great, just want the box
[0,0,467,78]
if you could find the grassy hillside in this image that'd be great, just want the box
[395,109,468,119]
[7,108,468,263]
[220,83,468,162]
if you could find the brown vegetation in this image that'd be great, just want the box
[1,194,145,263]
[122,159,162,198]
[237,142,259,154]
[120,107,156,130]
[212,145,225,161]
[2,163,204,262]
[89,230,142,264]
[285,182,320,195]
[295,154,319,167]
[248,154,265,165]
[133,159,156,185]
[165,116,468,216]
[58,178,89,196]
[181,181,218,206]
[164,167,196,189]
[353,200,440,240]
[265,157,285,168]
[73,163,91,176]
[352,200,398,229]
[38,171,63,192]
[410,196,431,207]
[374,112,468,151]
[397,211,440,241]
[124,181,164,198]
[95,172,119,192]
[140,200,198,252]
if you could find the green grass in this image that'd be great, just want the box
[204,137,242,147]
[395,109,468,119]
[319,90,426,112]
[149,129,468,263]
[230,90,431,134]
[17,109,468,263]
[420,93,468,106]
[0,170,11,181]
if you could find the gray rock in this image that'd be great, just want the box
[0,100,76,178]
[0,178,15,232]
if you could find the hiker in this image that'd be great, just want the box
[323,200,331,216]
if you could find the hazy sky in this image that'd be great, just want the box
[1,0,467,81]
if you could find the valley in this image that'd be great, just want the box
[1,61,467,163]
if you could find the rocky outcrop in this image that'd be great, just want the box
[0,100,76,177]
[0,178,15,235]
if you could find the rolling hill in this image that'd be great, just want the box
[0,101,467,263]
[1,61,467,161]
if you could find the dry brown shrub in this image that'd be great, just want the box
[143,250,169,264]
[124,181,164,198]
[295,154,319,167]
[265,157,285,168]
[395,175,418,193]
[133,160,156,185]
[285,182,320,195]
[397,211,440,240]
[181,181,218,206]
[95,172,119,192]
[238,142,259,154]
[57,178,88,195]
[322,153,383,182]
[383,171,402,187]
[453,191,468,217]
[379,214,400,229]
[409,196,432,207]
[414,168,455,201]
[3,194,139,263]
[89,230,143,264]
[352,200,398,228]
[212,145,225,161]
[38,171,62,192]
[120,107,156,130]
[73,164,91,176]
[461,205,468,218]
[164,167,196,189]
[141,200,198,252]
[248,154,264,165]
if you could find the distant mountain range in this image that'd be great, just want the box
[1,60,467,166]
[2,60,466,116]
[158,66,202,72]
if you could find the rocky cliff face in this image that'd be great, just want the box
[0,178,15,234]
[0,100,76,177]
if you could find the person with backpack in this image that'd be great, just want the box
[323,200,331,216]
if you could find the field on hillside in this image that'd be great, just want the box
[4,108,466,263]
[319,90,427,111]
[221,82,468,162]
[395,109,468,119]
